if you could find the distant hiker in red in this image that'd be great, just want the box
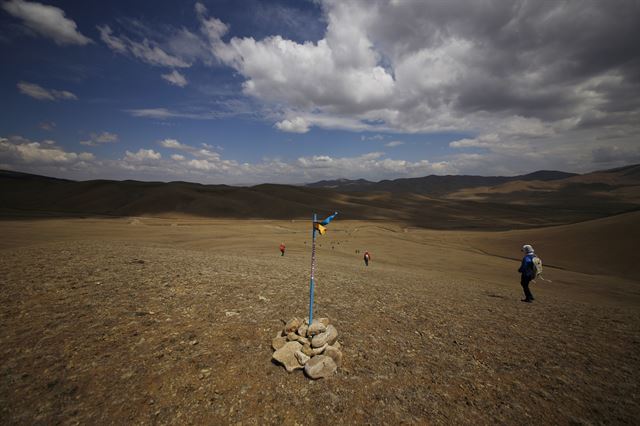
[279,242,286,256]
[363,251,370,266]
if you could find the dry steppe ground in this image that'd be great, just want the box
[1,216,639,424]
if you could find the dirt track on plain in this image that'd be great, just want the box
[1,218,639,424]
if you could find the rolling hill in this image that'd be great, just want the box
[306,170,578,193]
[1,165,638,229]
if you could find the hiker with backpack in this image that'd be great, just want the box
[279,242,286,256]
[518,244,539,303]
[363,251,370,266]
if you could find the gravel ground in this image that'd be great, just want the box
[0,219,639,424]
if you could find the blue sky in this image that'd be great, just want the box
[1,0,639,184]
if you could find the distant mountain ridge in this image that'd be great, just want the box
[1,165,638,230]
[306,170,578,193]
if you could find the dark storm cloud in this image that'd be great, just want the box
[369,0,640,122]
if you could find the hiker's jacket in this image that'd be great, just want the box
[518,254,535,280]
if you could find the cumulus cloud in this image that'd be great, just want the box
[2,0,92,45]
[158,138,221,161]
[184,0,639,172]
[196,4,395,117]
[292,151,453,180]
[124,149,161,162]
[450,134,500,149]
[159,138,189,150]
[93,1,639,168]
[80,132,119,146]
[161,70,188,87]
[17,81,77,101]
[275,117,309,133]
[0,135,94,165]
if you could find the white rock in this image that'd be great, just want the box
[325,324,338,345]
[297,323,309,337]
[324,345,343,367]
[302,343,315,357]
[272,336,287,351]
[304,355,337,379]
[284,318,303,333]
[287,332,310,345]
[295,350,310,365]
[307,320,327,336]
[272,341,303,373]
[312,330,331,348]
[312,343,328,355]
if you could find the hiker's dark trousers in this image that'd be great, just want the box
[521,276,534,301]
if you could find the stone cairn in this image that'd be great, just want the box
[272,317,342,379]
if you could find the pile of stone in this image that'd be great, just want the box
[272,317,342,379]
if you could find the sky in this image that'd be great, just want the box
[1,0,639,185]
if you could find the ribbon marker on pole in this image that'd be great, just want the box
[308,211,337,325]
[308,213,317,325]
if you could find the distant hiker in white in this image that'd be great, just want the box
[518,244,536,303]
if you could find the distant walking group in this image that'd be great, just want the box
[279,242,372,267]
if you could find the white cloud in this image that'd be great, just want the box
[124,149,161,162]
[275,117,309,133]
[2,135,459,184]
[97,24,126,52]
[159,138,189,150]
[98,25,190,68]
[2,0,92,45]
[126,106,248,120]
[161,70,188,87]
[450,134,500,149]
[127,108,176,119]
[17,81,77,101]
[362,134,385,141]
[291,151,451,180]
[0,136,94,165]
[80,132,119,146]
[159,138,221,161]
[182,0,640,173]
[195,2,229,42]
[385,140,404,147]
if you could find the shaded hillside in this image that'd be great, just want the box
[306,170,578,193]
[464,210,640,281]
[1,166,639,229]
[447,164,640,207]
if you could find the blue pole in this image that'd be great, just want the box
[308,212,317,324]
